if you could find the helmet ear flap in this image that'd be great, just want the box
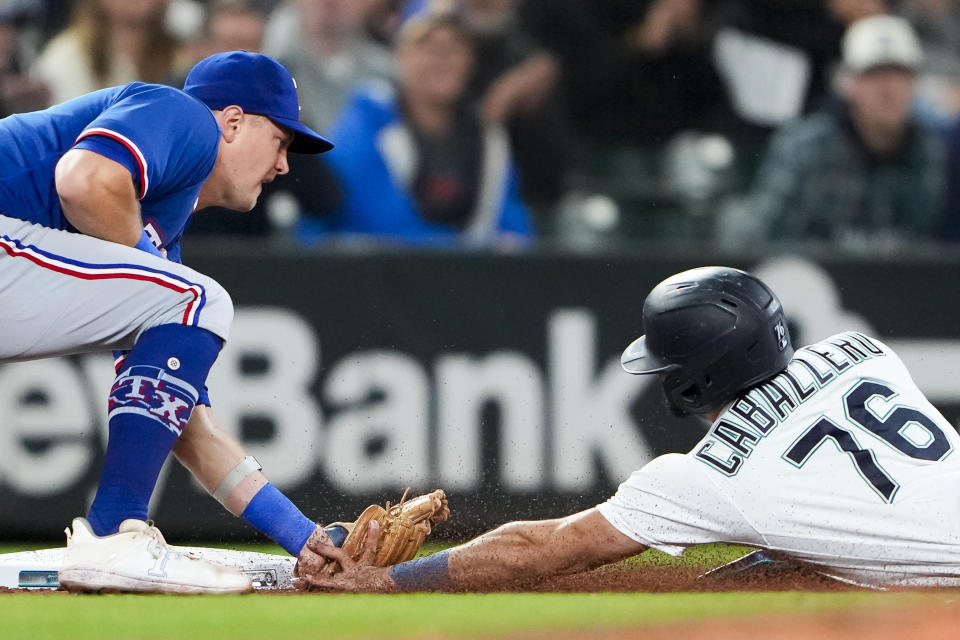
[679,381,702,404]
[659,381,690,417]
[672,372,715,411]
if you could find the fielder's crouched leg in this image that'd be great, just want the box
[66,267,239,593]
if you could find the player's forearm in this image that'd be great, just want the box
[449,521,573,588]
[386,509,645,592]
[55,149,142,246]
[174,406,317,557]
[173,406,267,515]
[447,516,623,589]
[380,520,590,593]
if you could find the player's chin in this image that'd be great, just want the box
[230,199,257,213]
[250,184,263,205]
[236,188,261,212]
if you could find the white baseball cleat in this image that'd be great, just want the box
[58,518,253,594]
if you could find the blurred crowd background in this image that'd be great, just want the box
[2,0,960,254]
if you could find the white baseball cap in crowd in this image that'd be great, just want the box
[842,14,923,73]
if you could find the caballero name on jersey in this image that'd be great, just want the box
[695,332,885,475]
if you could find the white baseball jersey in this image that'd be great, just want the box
[598,332,960,587]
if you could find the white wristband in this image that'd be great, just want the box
[213,456,262,504]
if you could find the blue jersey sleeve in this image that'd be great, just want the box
[71,83,219,257]
[73,135,144,195]
[75,83,219,200]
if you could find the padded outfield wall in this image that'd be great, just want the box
[2,247,959,541]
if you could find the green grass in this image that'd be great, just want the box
[0,590,942,640]
[0,542,945,640]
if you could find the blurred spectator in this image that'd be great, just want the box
[315,9,533,247]
[712,0,886,132]
[522,0,731,146]
[461,0,556,126]
[262,0,394,131]
[516,0,891,245]
[515,0,745,244]
[453,0,569,222]
[32,0,190,104]
[364,0,405,46]
[894,0,960,127]
[741,15,944,250]
[165,0,267,86]
[201,0,266,55]
[0,4,48,116]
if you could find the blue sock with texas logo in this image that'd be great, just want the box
[87,324,221,536]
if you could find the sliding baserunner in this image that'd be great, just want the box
[303,267,960,592]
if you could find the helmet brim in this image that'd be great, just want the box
[620,336,680,375]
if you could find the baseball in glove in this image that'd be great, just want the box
[338,488,450,568]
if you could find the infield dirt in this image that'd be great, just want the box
[514,600,960,640]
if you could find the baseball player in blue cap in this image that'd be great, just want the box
[0,51,340,593]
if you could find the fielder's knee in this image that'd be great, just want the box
[195,276,234,341]
[138,271,234,343]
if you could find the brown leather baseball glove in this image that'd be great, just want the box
[339,489,450,567]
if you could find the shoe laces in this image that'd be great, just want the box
[139,521,205,564]
[139,520,172,558]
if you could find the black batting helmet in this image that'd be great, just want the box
[621,266,793,415]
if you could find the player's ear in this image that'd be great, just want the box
[218,106,245,143]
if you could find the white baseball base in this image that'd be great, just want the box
[0,546,297,591]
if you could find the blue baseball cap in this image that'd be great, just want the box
[183,50,333,154]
